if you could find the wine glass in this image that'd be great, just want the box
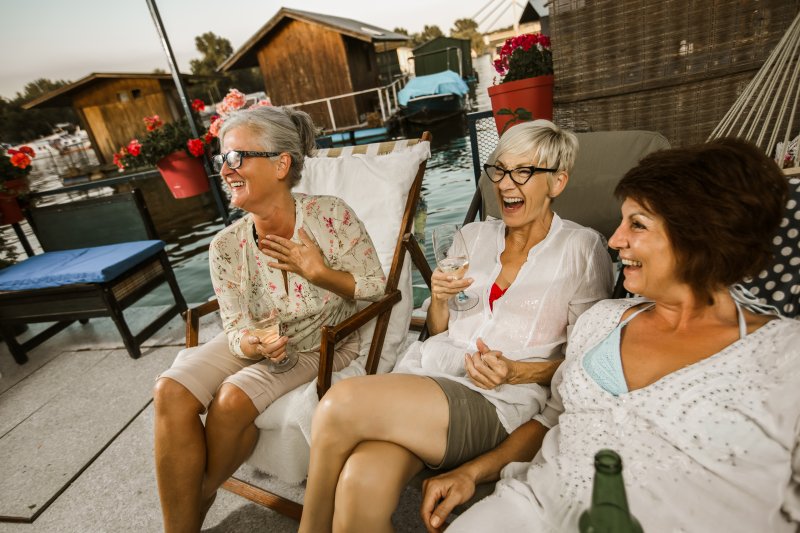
[251,315,299,373]
[432,224,479,311]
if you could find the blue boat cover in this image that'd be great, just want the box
[398,70,469,106]
[0,240,165,291]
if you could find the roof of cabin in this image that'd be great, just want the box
[22,73,210,109]
[219,7,410,72]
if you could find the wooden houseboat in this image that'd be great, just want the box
[218,7,409,132]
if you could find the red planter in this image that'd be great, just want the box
[155,151,210,199]
[488,75,554,136]
[0,179,28,226]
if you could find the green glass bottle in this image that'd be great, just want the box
[578,449,643,533]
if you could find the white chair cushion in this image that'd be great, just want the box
[244,141,430,483]
[294,141,430,370]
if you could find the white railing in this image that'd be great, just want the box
[285,75,409,132]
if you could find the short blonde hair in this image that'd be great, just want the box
[488,120,579,190]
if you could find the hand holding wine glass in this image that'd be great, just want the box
[251,315,299,373]
[432,224,479,311]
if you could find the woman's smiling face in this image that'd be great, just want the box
[492,152,565,230]
[219,126,284,212]
[609,197,680,298]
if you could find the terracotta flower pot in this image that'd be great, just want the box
[488,74,554,136]
[155,151,210,199]
[0,179,28,226]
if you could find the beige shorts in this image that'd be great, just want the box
[158,330,361,413]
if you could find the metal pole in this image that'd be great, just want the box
[145,0,229,224]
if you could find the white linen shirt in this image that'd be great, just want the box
[493,298,800,533]
[394,214,614,433]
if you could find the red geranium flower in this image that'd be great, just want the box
[143,115,163,132]
[126,139,142,157]
[204,132,214,145]
[17,145,35,157]
[10,152,31,169]
[191,99,206,112]
[186,138,205,157]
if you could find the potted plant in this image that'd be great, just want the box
[0,146,35,226]
[115,99,213,199]
[488,32,554,135]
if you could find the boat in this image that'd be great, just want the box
[398,70,469,125]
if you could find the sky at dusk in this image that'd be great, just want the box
[0,0,523,100]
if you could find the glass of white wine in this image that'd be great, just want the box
[251,315,299,373]
[432,224,478,311]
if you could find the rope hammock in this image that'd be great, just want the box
[709,9,800,175]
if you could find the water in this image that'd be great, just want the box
[0,55,497,307]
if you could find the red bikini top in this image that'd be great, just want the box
[489,283,507,311]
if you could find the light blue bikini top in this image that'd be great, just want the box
[582,300,749,396]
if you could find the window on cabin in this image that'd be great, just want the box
[132,89,142,99]
[117,92,130,103]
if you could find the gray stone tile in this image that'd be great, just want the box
[0,350,109,438]
[0,346,174,521]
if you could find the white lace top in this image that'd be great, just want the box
[394,214,614,433]
[497,297,800,532]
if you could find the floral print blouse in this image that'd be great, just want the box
[209,193,386,357]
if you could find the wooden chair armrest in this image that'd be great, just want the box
[316,290,402,398]
[185,298,221,348]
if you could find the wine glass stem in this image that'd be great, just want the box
[456,291,468,302]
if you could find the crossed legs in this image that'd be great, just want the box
[299,374,450,533]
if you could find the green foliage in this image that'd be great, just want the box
[393,27,409,36]
[450,18,486,55]
[503,46,553,82]
[410,25,444,47]
[187,31,264,104]
[119,117,205,169]
[0,78,77,143]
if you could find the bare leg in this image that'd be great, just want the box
[299,374,449,533]
[153,377,207,533]
[333,441,424,533]
[201,383,260,501]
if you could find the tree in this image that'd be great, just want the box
[187,31,263,104]
[451,18,487,55]
[0,78,77,143]
[412,25,444,47]
[393,27,409,36]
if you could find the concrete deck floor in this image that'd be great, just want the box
[0,306,426,532]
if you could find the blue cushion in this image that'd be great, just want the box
[0,240,165,291]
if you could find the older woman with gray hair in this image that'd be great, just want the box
[152,106,386,532]
[299,119,614,533]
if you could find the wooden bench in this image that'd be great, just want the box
[0,189,187,363]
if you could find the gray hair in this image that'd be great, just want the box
[488,119,579,190]
[218,106,318,187]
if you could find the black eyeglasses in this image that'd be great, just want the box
[483,163,558,185]
[212,150,281,172]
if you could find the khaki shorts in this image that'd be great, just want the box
[158,330,361,413]
[426,377,509,470]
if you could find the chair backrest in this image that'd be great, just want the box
[742,175,800,318]
[293,135,432,372]
[28,189,158,252]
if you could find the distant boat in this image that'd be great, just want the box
[398,70,469,125]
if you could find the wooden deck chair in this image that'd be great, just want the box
[184,132,433,519]
[414,112,671,512]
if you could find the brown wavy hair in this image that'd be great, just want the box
[615,138,788,302]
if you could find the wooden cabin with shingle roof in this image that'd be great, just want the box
[219,7,409,131]
[23,73,206,166]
